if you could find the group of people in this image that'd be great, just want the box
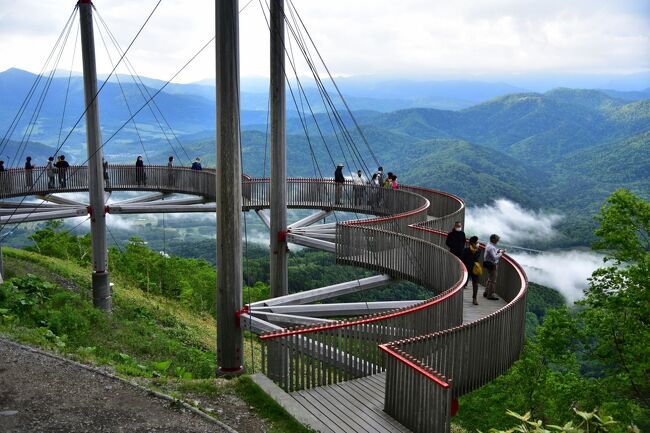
[0,155,206,192]
[446,221,506,306]
[0,156,70,190]
[134,155,203,188]
[333,164,399,205]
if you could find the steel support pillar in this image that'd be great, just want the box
[79,0,110,311]
[215,0,244,375]
[269,0,288,298]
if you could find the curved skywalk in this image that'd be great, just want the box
[0,164,527,433]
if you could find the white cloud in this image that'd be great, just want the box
[0,0,647,82]
[510,249,604,303]
[465,198,563,245]
[465,198,606,302]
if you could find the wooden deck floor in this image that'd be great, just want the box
[462,283,507,324]
[291,372,407,433]
[253,287,507,433]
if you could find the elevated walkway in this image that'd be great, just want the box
[0,166,526,433]
[254,289,507,433]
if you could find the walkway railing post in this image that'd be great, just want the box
[78,0,110,311]
[215,0,244,375]
[269,0,288,297]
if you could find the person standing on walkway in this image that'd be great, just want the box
[135,155,145,186]
[390,174,399,190]
[446,221,466,258]
[24,156,34,189]
[334,163,345,205]
[375,166,384,185]
[190,157,202,190]
[46,157,56,189]
[370,172,381,208]
[0,160,5,193]
[167,156,174,187]
[483,234,505,300]
[353,169,366,206]
[383,172,393,189]
[461,236,482,305]
[56,155,69,188]
[102,159,110,189]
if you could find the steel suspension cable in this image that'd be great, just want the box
[0,0,164,237]
[10,11,78,170]
[0,6,78,159]
[259,0,337,172]
[56,23,81,157]
[283,4,373,179]
[257,0,328,181]
[93,10,191,166]
[287,0,381,169]
[94,16,152,165]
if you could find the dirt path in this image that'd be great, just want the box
[0,338,237,433]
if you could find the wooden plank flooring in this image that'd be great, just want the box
[260,286,506,433]
[292,372,410,433]
[462,283,507,324]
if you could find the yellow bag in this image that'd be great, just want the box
[472,261,483,277]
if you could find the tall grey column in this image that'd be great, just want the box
[269,0,288,298]
[79,0,110,311]
[216,0,244,375]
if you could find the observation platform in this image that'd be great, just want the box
[253,286,506,433]
[0,165,527,433]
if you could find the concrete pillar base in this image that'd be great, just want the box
[92,271,112,312]
[216,366,245,377]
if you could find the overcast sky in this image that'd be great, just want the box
[0,0,648,83]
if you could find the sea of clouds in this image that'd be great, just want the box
[465,198,604,303]
[58,195,606,304]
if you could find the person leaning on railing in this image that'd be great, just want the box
[334,163,345,204]
[55,156,69,188]
[167,156,174,187]
[46,157,56,189]
[483,234,505,300]
[102,159,111,189]
[24,156,34,188]
[135,155,146,186]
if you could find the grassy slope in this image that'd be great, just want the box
[0,247,311,433]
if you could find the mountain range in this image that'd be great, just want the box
[0,67,648,247]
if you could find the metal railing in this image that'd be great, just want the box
[380,226,528,433]
[258,182,469,395]
[260,226,466,391]
[0,165,217,199]
[257,183,526,433]
[0,165,525,433]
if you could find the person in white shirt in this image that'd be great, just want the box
[483,234,506,300]
[353,169,367,205]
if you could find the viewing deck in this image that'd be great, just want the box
[0,165,527,433]
[253,285,506,433]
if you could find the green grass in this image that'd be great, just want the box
[0,247,294,431]
[235,376,315,433]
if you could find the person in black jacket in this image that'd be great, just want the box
[24,156,34,188]
[55,155,69,188]
[461,236,481,305]
[334,163,345,204]
[135,155,145,186]
[446,221,466,258]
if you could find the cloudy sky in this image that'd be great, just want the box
[0,0,648,83]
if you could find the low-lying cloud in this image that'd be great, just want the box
[59,197,607,303]
[466,198,607,303]
[465,198,562,245]
[510,249,604,303]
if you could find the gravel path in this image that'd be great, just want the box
[0,338,236,433]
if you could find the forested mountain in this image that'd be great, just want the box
[1,67,648,246]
